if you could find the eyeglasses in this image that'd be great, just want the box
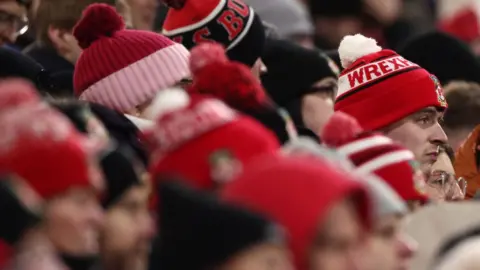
[427,171,467,196]
[0,10,28,35]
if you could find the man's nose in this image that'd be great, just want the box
[397,233,417,259]
[429,122,448,145]
[448,182,465,201]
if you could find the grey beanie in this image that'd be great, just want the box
[283,137,407,218]
[244,0,314,38]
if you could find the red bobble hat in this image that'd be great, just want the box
[161,0,265,67]
[73,4,191,113]
[187,42,298,143]
[322,112,429,203]
[334,34,448,131]
[147,88,280,190]
[221,154,371,270]
[0,106,104,200]
[188,42,268,111]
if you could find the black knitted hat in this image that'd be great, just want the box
[149,181,284,270]
[261,38,339,107]
[399,31,480,85]
[99,144,144,208]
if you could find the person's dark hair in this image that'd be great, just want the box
[443,81,480,131]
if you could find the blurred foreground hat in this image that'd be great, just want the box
[147,89,279,190]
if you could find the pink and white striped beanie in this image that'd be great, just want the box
[73,3,191,112]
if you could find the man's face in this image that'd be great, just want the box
[0,1,27,45]
[309,199,369,270]
[43,187,104,256]
[101,184,155,270]
[426,152,465,201]
[365,215,416,270]
[384,107,447,175]
[301,77,337,134]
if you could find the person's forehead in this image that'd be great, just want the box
[410,106,445,119]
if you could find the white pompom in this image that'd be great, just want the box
[338,34,382,69]
[144,88,190,120]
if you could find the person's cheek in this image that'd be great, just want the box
[301,95,334,134]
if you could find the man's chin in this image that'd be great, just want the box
[419,162,433,177]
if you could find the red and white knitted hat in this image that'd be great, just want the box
[0,79,41,113]
[322,112,429,203]
[73,4,191,113]
[334,34,448,131]
[437,0,480,43]
[0,105,104,200]
[146,88,280,190]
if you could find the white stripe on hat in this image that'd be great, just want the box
[337,135,393,156]
[336,55,419,100]
[355,150,415,174]
[79,43,191,112]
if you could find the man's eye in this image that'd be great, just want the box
[438,117,444,125]
[428,178,444,186]
[416,116,433,125]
